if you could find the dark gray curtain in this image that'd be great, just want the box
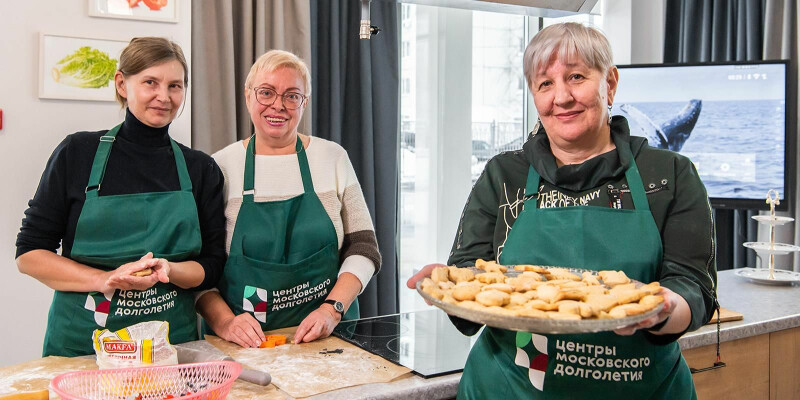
[310,1,400,317]
[664,0,769,271]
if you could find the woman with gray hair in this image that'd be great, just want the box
[408,22,715,398]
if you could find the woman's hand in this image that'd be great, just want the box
[102,252,164,291]
[614,286,690,336]
[293,306,341,344]
[217,312,267,348]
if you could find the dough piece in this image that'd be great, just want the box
[561,287,590,301]
[525,299,560,311]
[585,294,619,312]
[522,290,539,300]
[514,264,549,274]
[639,294,664,310]
[520,271,544,281]
[557,281,587,289]
[640,282,661,296]
[437,280,456,290]
[546,311,582,320]
[609,283,637,293]
[474,258,492,270]
[420,278,436,292]
[598,270,630,286]
[557,300,581,316]
[581,271,601,285]
[475,289,511,307]
[506,276,541,292]
[476,272,505,284]
[544,267,581,281]
[422,284,445,300]
[579,302,599,318]
[612,289,644,305]
[536,284,564,304]
[132,267,153,277]
[609,303,647,316]
[509,292,530,306]
[515,307,548,318]
[452,284,482,301]
[442,294,459,305]
[448,266,475,283]
[431,266,450,283]
[482,283,513,293]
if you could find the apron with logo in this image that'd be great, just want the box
[215,136,358,332]
[42,124,202,357]
[457,139,695,399]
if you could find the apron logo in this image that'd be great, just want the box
[515,332,548,391]
[243,285,268,323]
[84,291,113,327]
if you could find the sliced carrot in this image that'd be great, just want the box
[259,334,287,348]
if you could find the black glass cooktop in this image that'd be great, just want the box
[332,309,479,378]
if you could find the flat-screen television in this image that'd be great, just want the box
[612,60,794,211]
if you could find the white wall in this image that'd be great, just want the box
[602,0,665,65]
[0,0,191,366]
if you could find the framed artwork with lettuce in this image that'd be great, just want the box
[38,33,128,102]
[88,0,178,23]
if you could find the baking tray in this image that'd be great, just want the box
[416,267,663,334]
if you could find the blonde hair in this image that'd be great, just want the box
[245,50,311,96]
[116,37,188,107]
[523,22,613,88]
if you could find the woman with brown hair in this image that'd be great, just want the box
[16,37,226,357]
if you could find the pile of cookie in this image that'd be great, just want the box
[419,259,663,321]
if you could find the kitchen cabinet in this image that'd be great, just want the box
[683,326,800,400]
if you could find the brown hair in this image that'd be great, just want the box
[115,37,188,107]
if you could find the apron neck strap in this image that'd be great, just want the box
[523,139,650,211]
[85,124,191,198]
[243,135,315,202]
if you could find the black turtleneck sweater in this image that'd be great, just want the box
[16,110,226,291]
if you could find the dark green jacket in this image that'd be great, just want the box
[447,117,717,344]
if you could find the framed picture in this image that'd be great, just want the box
[88,0,178,23]
[39,33,128,102]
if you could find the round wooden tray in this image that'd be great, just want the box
[416,267,663,334]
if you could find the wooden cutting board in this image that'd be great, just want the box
[207,326,411,398]
[0,356,97,399]
[706,307,744,324]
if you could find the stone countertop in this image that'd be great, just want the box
[189,269,799,399]
[678,268,800,350]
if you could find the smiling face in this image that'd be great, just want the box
[115,59,185,128]
[246,67,307,146]
[531,55,618,151]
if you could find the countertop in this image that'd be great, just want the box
[199,269,800,399]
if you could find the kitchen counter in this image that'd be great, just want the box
[189,269,799,399]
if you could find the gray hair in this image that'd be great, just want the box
[523,22,614,88]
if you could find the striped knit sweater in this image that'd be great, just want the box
[211,136,380,293]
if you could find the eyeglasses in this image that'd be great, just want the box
[249,86,307,110]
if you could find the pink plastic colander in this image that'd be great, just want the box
[51,361,242,400]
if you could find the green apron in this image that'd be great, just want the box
[458,139,695,399]
[214,136,358,332]
[42,124,202,357]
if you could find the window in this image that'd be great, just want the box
[399,5,532,312]
[398,5,604,313]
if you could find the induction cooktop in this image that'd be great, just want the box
[332,309,479,378]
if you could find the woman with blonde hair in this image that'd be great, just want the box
[196,50,380,346]
[17,37,226,356]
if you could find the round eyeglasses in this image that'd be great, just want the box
[249,87,307,110]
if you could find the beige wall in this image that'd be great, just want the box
[0,0,191,366]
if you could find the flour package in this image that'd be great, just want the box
[92,321,178,369]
